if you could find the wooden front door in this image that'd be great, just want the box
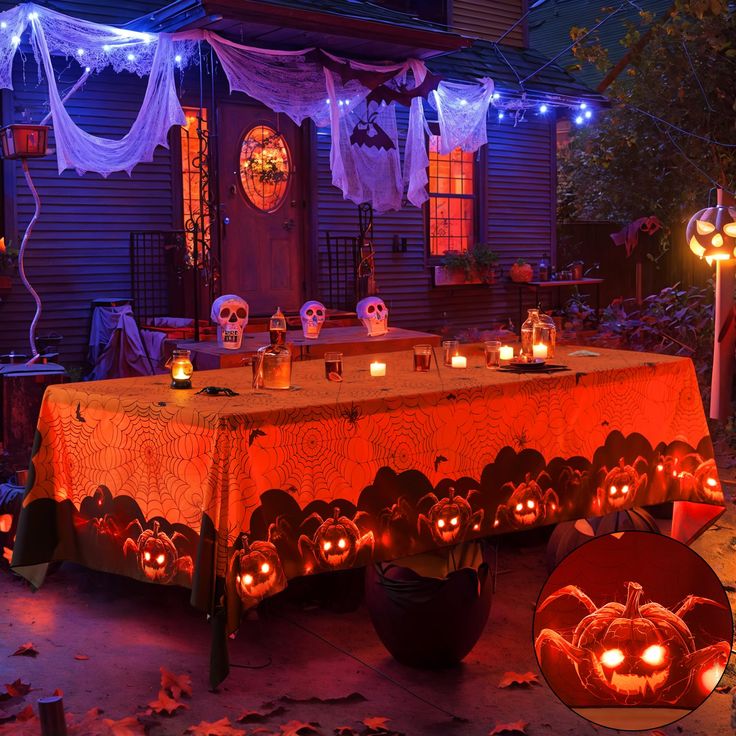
[218,103,305,314]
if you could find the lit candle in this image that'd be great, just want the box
[450,355,467,368]
[370,361,386,377]
[499,345,514,361]
[169,349,193,389]
[532,343,548,359]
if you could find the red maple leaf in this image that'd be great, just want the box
[2,547,12,563]
[147,690,188,716]
[280,721,321,736]
[497,672,540,689]
[5,680,32,698]
[362,717,391,732]
[236,705,286,723]
[73,654,90,661]
[11,643,38,658]
[160,667,192,699]
[185,717,246,735]
[488,722,528,735]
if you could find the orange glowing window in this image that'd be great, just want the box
[239,125,291,212]
[428,135,476,256]
[180,108,209,258]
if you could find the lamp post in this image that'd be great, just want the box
[686,188,736,421]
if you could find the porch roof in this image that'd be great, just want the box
[127,0,469,60]
[427,39,609,106]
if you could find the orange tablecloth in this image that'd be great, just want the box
[12,345,724,679]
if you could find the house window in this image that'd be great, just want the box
[238,125,291,213]
[427,135,476,256]
[180,107,209,258]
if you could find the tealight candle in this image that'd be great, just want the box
[370,361,386,377]
[450,355,467,368]
[499,345,514,361]
[532,343,548,359]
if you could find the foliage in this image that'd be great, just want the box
[558,1,736,252]
[441,249,474,276]
[470,243,500,267]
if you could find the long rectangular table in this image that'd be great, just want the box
[11,345,724,684]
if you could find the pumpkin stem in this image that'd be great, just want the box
[152,520,160,536]
[448,487,455,500]
[618,458,626,469]
[332,507,341,521]
[240,533,251,552]
[623,581,643,617]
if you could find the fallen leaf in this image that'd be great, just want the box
[100,715,148,736]
[160,667,192,699]
[363,717,391,732]
[334,728,358,736]
[488,722,528,736]
[147,689,188,716]
[2,547,12,563]
[236,705,286,723]
[280,721,321,736]
[5,680,32,698]
[498,672,540,689]
[11,643,38,658]
[14,705,35,722]
[280,693,366,706]
[185,717,246,735]
[53,689,63,697]
[73,654,89,661]
[0,707,38,735]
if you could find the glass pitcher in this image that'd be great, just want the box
[253,344,291,390]
[520,308,540,358]
[533,311,557,358]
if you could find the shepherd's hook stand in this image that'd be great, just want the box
[19,158,43,365]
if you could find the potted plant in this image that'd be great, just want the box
[510,258,534,283]
[471,243,500,285]
[435,250,475,285]
[0,238,17,294]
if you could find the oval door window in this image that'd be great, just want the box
[239,125,291,212]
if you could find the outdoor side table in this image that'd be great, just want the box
[516,278,604,330]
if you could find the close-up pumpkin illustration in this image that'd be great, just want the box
[298,507,374,570]
[493,472,559,529]
[123,520,194,584]
[228,535,286,606]
[417,487,484,544]
[594,458,648,513]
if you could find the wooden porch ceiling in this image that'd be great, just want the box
[131,0,469,60]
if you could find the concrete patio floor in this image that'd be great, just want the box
[1,479,735,735]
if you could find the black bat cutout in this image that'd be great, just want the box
[350,113,395,151]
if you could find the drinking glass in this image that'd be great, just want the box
[484,340,501,368]
[324,351,343,381]
[442,340,459,367]
[413,344,433,372]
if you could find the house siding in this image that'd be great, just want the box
[315,107,555,333]
[451,0,527,47]
[0,0,175,364]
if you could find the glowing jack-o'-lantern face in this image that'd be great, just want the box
[597,459,647,512]
[693,459,722,502]
[536,581,731,706]
[686,205,736,265]
[134,522,178,583]
[232,539,286,604]
[493,473,558,530]
[418,488,484,545]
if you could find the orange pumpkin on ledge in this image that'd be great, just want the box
[510,259,533,283]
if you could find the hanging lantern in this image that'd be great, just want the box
[686,201,736,266]
[168,349,193,389]
[0,125,49,159]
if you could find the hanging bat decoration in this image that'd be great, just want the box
[350,110,395,151]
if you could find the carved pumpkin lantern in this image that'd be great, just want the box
[298,507,374,571]
[229,536,286,606]
[123,520,193,584]
[493,473,559,530]
[595,458,648,513]
[686,204,736,266]
[418,488,484,546]
[536,581,730,706]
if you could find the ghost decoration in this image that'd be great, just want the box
[357,296,389,337]
[211,294,249,350]
[299,300,326,340]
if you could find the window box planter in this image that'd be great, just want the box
[433,265,498,287]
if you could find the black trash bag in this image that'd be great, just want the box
[365,540,493,668]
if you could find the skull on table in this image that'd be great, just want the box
[299,300,326,339]
[357,296,389,337]
[211,294,249,350]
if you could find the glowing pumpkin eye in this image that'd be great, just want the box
[696,219,716,235]
[601,648,625,668]
[450,517,459,526]
[243,574,253,585]
[156,554,165,565]
[144,552,151,561]
[621,484,629,494]
[724,223,736,237]
[672,471,678,477]
[712,233,724,247]
[260,562,270,573]
[323,541,332,551]
[437,519,445,528]
[337,538,346,549]
[707,478,718,487]
[526,500,535,509]
[656,464,664,471]
[609,485,617,496]
[641,644,666,666]
[515,503,523,512]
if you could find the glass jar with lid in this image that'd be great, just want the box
[533,311,557,358]
[520,308,540,358]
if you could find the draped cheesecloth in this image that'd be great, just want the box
[430,78,495,154]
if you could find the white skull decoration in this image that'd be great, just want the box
[211,294,249,350]
[356,296,389,337]
[299,300,326,339]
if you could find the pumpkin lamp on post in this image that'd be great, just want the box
[686,188,736,421]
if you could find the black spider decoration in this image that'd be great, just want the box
[196,386,239,396]
[341,403,361,429]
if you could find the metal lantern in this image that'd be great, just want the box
[686,202,736,266]
[0,125,49,160]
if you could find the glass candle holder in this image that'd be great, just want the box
[484,340,501,368]
[442,340,459,367]
[413,344,433,372]
[168,349,193,389]
[324,351,343,381]
[370,361,386,377]
[499,345,514,362]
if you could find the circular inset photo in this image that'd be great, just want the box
[533,531,733,731]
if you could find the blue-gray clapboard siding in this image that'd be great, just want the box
[0,0,176,364]
[315,107,555,332]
